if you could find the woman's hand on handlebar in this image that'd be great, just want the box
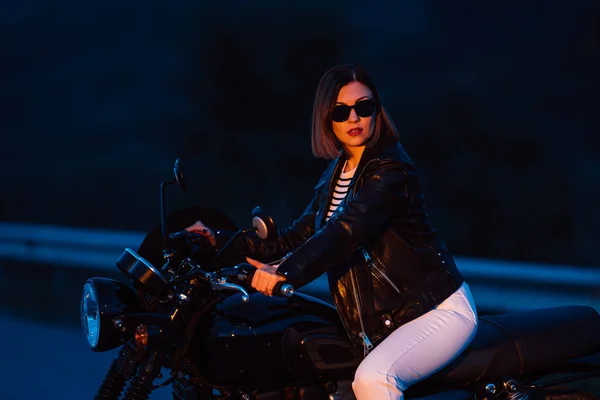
[246,257,286,297]
[185,220,216,247]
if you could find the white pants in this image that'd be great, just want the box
[352,282,478,400]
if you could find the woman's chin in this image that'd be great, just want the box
[342,136,368,149]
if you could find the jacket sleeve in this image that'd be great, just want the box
[214,184,322,264]
[276,160,415,287]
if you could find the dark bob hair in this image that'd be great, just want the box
[311,64,399,159]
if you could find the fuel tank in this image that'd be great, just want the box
[186,290,359,387]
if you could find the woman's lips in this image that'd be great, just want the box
[347,128,363,136]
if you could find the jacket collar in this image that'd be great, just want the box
[315,135,408,230]
[316,135,396,227]
[335,133,395,182]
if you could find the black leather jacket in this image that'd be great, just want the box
[218,135,464,353]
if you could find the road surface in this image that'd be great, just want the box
[0,313,171,400]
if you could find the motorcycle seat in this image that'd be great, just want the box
[283,303,600,395]
[422,305,600,386]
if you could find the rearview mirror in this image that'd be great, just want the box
[251,206,278,241]
[173,158,187,193]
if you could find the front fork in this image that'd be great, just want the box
[121,350,166,400]
[94,341,145,399]
[93,341,166,400]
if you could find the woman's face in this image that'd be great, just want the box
[331,81,376,151]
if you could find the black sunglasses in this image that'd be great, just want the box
[331,98,377,122]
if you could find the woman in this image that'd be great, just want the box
[187,64,478,400]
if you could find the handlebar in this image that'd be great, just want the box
[168,230,188,240]
[273,281,295,297]
[166,230,214,264]
[166,231,294,301]
[242,264,295,298]
[168,230,204,241]
[212,263,295,301]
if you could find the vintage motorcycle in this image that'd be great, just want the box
[81,159,600,400]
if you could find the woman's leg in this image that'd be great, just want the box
[351,283,478,400]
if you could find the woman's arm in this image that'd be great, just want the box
[275,160,415,287]
[214,161,337,264]
[215,193,319,263]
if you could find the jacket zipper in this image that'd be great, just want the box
[360,247,401,294]
[317,158,380,355]
[350,267,373,356]
[348,159,379,356]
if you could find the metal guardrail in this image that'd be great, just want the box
[1,222,599,313]
[0,222,145,270]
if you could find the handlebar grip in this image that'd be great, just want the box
[169,230,205,242]
[273,281,295,297]
[168,230,189,240]
[233,263,294,297]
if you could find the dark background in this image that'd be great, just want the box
[0,3,599,398]
[1,0,599,267]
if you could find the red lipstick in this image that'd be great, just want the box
[347,128,363,136]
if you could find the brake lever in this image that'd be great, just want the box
[209,274,251,303]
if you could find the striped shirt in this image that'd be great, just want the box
[326,162,357,221]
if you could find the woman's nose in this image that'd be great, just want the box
[348,108,360,122]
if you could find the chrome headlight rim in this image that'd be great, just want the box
[80,277,143,352]
[81,281,100,349]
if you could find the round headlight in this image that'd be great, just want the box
[81,282,100,348]
[80,277,143,352]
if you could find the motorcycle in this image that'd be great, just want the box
[81,159,600,400]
